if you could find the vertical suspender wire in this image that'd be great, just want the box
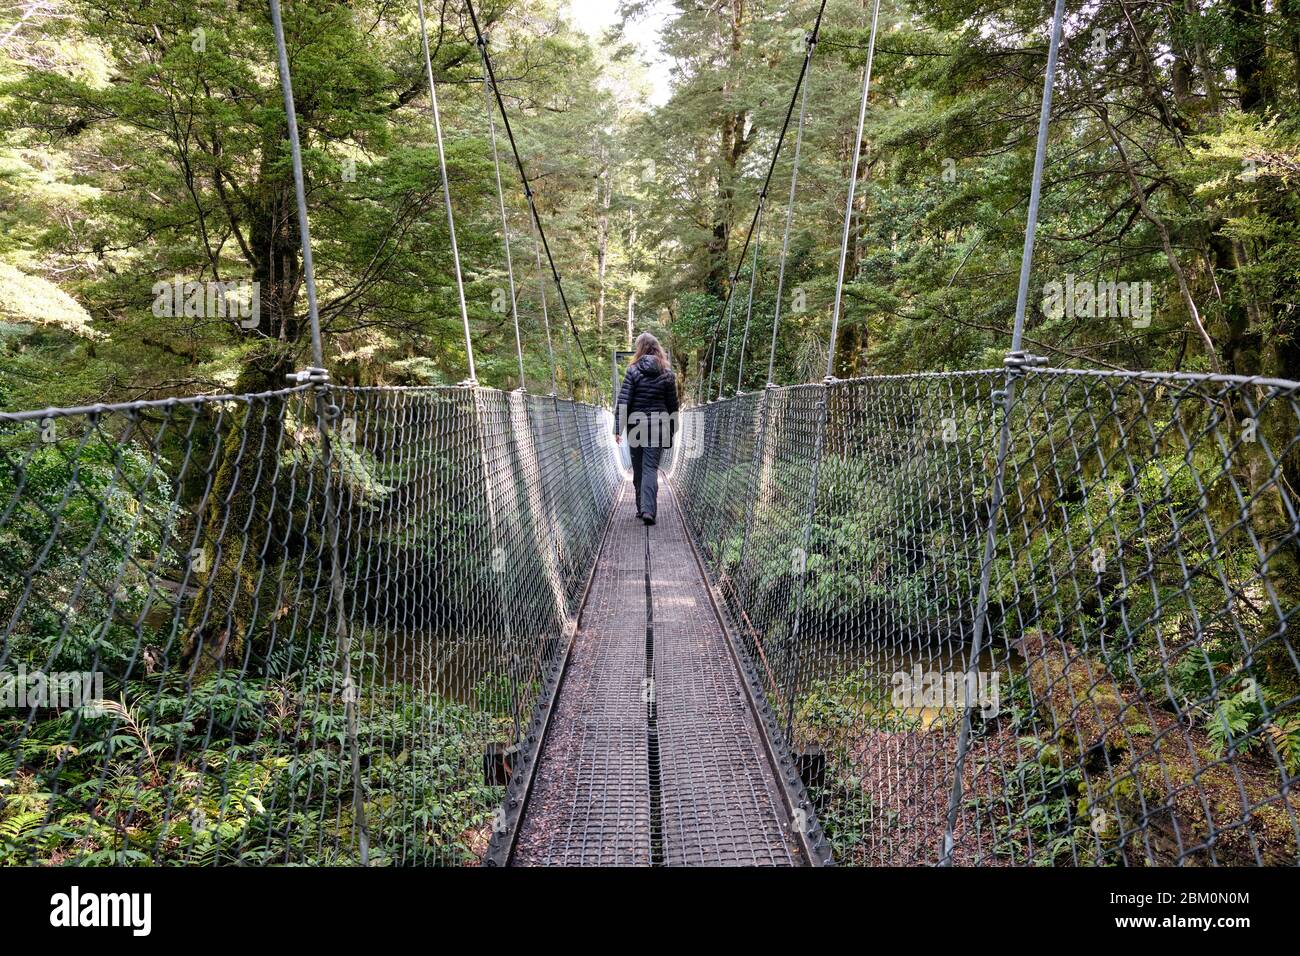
[940,0,1066,867]
[271,0,322,368]
[783,0,874,772]
[463,0,597,395]
[478,33,526,390]
[733,193,766,394]
[714,273,739,400]
[783,386,829,742]
[702,0,829,402]
[417,0,476,384]
[268,0,368,864]
[518,180,565,658]
[703,319,716,400]
[532,213,559,396]
[427,15,520,758]
[721,193,766,587]
[767,31,815,386]
[1007,1,1065,356]
[825,0,881,381]
[737,28,817,635]
[712,196,763,565]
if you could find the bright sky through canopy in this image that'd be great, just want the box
[566,0,673,105]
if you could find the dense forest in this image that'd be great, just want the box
[1,0,1299,868]
[1,0,1296,410]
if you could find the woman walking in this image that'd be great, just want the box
[613,332,678,525]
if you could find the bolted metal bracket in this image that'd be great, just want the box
[1002,350,1047,375]
[287,366,330,386]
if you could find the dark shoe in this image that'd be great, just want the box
[636,511,644,520]
[642,514,655,526]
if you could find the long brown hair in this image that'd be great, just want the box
[631,331,668,371]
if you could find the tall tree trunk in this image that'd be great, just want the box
[184,120,311,675]
[184,341,297,675]
[248,132,306,349]
[595,147,610,334]
[1285,0,1300,101]
[626,290,635,348]
[708,0,751,299]
[1229,0,1268,112]
[1178,0,1221,112]
[834,123,870,378]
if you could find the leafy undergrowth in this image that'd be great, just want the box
[794,648,1300,866]
[0,669,509,866]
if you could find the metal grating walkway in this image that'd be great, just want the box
[511,480,799,866]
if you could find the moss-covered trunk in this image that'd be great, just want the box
[183,342,298,675]
[1017,629,1298,865]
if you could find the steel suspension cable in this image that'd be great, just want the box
[702,0,829,401]
[267,0,369,863]
[766,32,815,386]
[714,287,736,401]
[463,0,597,392]
[478,32,526,389]
[735,32,819,627]
[416,0,476,383]
[825,0,881,381]
[269,0,322,368]
[940,0,1067,867]
[1008,4,1064,353]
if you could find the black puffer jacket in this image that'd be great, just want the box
[614,355,679,443]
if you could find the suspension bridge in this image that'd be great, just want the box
[1,0,1299,868]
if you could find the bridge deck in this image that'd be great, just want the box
[512,480,799,866]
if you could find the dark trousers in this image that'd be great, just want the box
[630,445,662,518]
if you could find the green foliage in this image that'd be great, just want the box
[2,0,1300,870]
[988,736,1092,866]
[0,426,176,674]
[0,0,640,405]
[1207,685,1257,758]
[630,0,1300,390]
[0,664,508,866]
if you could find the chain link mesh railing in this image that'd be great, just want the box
[0,384,618,865]
[8,362,1300,867]
[669,366,1300,866]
